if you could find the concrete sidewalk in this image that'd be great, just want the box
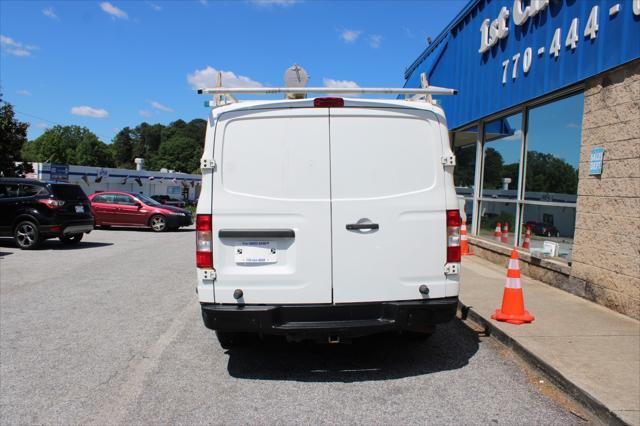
[460,255,640,425]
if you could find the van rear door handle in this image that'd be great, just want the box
[346,223,379,230]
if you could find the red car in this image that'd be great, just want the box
[88,192,192,232]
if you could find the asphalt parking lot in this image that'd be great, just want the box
[1,227,585,425]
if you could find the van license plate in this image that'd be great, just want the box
[235,241,276,264]
[75,205,84,213]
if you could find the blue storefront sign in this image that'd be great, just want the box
[404,0,640,129]
[589,147,605,175]
[49,164,69,182]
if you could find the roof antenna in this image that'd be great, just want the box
[427,37,433,45]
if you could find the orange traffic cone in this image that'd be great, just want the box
[494,222,502,241]
[461,222,472,256]
[501,222,509,244]
[522,226,532,250]
[491,248,535,325]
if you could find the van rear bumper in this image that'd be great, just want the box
[200,297,458,339]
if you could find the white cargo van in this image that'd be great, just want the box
[195,88,461,347]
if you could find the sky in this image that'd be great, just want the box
[0,0,467,143]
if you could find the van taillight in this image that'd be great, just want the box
[314,97,344,107]
[446,209,461,263]
[196,214,213,269]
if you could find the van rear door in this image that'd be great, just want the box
[329,107,447,303]
[212,108,333,304]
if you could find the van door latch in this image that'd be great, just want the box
[441,155,456,166]
[201,158,216,171]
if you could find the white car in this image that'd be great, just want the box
[195,94,461,347]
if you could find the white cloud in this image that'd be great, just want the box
[368,34,382,48]
[199,0,208,5]
[146,1,162,11]
[323,78,360,89]
[70,106,109,118]
[139,109,153,118]
[36,122,49,129]
[250,0,302,6]
[403,26,414,38]
[566,122,581,129]
[149,101,173,112]
[187,66,263,90]
[1,35,38,57]
[340,29,362,43]
[42,7,59,20]
[100,2,128,20]
[17,89,31,96]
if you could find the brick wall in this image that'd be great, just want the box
[570,59,640,320]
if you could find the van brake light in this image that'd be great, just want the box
[446,209,461,263]
[196,214,214,269]
[314,97,344,108]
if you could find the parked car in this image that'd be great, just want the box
[525,221,560,237]
[195,95,461,348]
[0,178,94,249]
[150,195,186,208]
[89,192,192,232]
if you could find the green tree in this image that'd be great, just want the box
[76,134,115,167]
[22,125,114,167]
[154,135,203,173]
[111,127,135,168]
[482,147,504,189]
[525,151,578,194]
[453,144,476,187]
[0,95,31,176]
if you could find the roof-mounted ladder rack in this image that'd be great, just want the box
[197,73,457,107]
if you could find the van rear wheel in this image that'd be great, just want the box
[216,331,254,349]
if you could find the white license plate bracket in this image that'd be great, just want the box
[234,241,277,264]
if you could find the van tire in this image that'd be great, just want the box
[402,329,434,341]
[216,331,242,349]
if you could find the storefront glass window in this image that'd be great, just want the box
[478,201,517,246]
[519,92,583,261]
[452,125,478,197]
[525,93,582,201]
[521,204,576,261]
[482,113,522,199]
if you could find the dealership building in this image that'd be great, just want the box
[26,160,201,202]
[404,0,639,318]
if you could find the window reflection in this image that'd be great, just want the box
[453,126,478,195]
[525,93,582,200]
[478,201,517,246]
[482,113,522,199]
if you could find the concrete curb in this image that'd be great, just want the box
[457,300,628,426]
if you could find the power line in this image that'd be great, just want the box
[13,109,113,142]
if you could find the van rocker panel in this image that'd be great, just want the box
[200,297,458,338]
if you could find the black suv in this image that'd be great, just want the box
[150,195,186,208]
[0,178,94,249]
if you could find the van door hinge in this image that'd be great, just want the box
[441,155,456,166]
[200,158,216,171]
[444,263,460,275]
[202,269,216,280]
